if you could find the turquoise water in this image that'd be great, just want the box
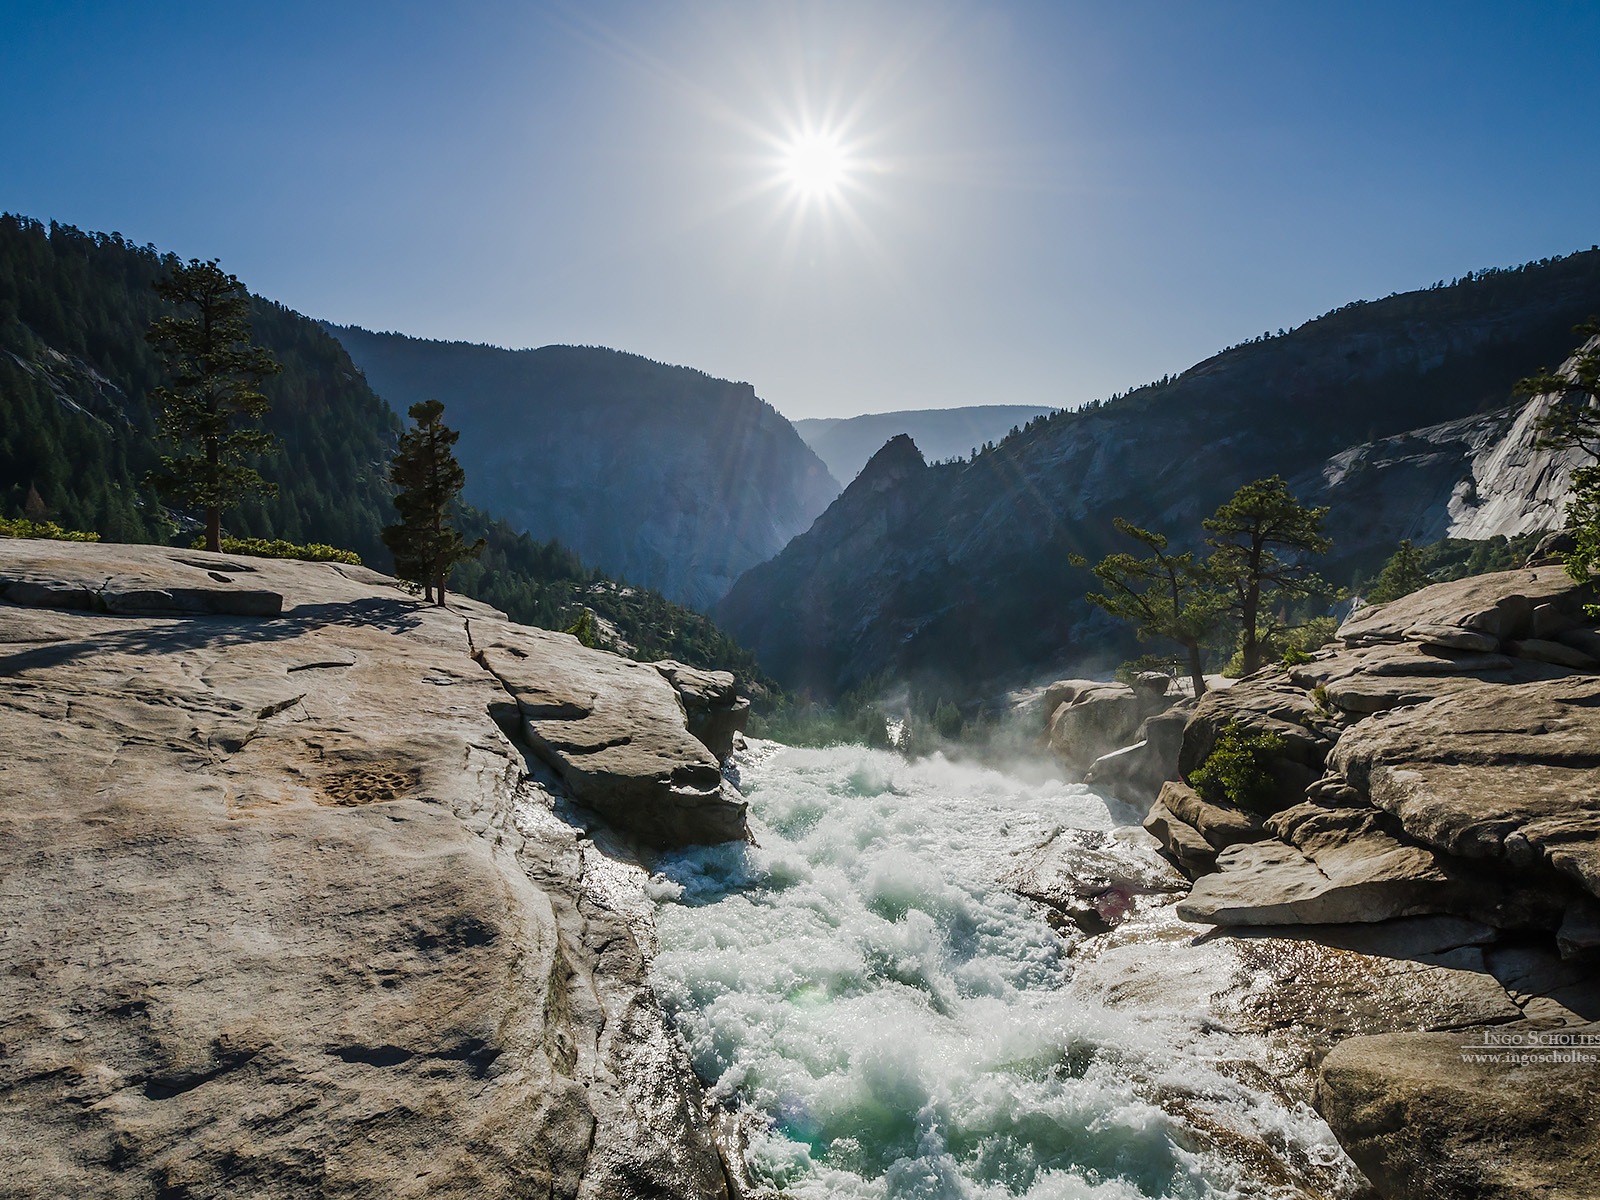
[648,743,1351,1200]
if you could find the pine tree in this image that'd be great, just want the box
[1204,476,1332,676]
[146,259,281,551]
[1075,518,1228,697]
[1368,539,1431,603]
[382,400,483,605]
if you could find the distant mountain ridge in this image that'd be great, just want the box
[794,404,1055,483]
[719,250,1600,697]
[328,326,840,610]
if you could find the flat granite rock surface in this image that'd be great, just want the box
[0,541,735,1199]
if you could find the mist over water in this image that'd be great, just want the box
[649,743,1353,1200]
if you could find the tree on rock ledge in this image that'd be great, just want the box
[382,399,483,605]
[1075,518,1226,698]
[1204,476,1331,675]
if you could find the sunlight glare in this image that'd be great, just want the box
[781,132,850,200]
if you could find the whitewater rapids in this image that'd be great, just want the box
[646,741,1361,1200]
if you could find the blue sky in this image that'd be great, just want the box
[3,1,1597,419]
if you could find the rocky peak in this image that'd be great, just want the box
[848,434,928,496]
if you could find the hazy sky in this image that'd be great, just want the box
[4,1,1598,419]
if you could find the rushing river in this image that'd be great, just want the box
[647,742,1355,1200]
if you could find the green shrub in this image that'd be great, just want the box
[192,535,360,565]
[1189,721,1288,813]
[563,609,598,648]
[1280,646,1312,666]
[0,517,100,542]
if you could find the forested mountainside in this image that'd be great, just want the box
[794,403,1055,483]
[0,215,769,685]
[0,216,396,559]
[720,250,1600,697]
[327,326,841,610]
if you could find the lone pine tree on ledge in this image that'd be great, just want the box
[145,259,282,552]
[382,399,484,605]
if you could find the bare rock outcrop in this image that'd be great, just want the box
[1129,563,1600,1199]
[652,660,750,762]
[1044,675,1178,776]
[0,540,739,1198]
[1316,1022,1600,1200]
[475,634,748,849]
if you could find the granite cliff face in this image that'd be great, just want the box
[0,540,748,1197]
[719,255,1600,695]
[1295,333,1600,564]
[328,328,840,611]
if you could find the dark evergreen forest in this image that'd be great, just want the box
[0,214,769,687]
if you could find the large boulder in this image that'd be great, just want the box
[1046,677,1176,774]
[0,540,732,1198]
[1082,705,1191,809]
[478,635,749,850]
[1005,825,1187,935]
[1338,564,1594,649]
[1316,1021,1600,1200]
[652,660,750,762]
[1177,677,1339,810]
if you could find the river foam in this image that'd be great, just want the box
[649,742,1355,1199]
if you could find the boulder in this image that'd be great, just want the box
[1082,705,1190,809]
[1316,1022,1600,1200]
[1339,564,1591,647]
[653,660,750,761]
[1507,637,1597,669]
[1046,680,1175,774]
[1006,825,1186,934]
[1157,780,1266,850]
[1142,798,1217,874]
[1176,827,1461,927]
[479,635,749,850]
[1403,622,1500,652]
[0,541,732,1199]
[1178,677,1338,779]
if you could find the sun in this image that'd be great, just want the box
[780,131,851,201]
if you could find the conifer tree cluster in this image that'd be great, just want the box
[381,399,484,605]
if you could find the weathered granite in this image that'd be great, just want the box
[1046,678,1176,775]
[1328,673,1600,901]
[1176,827,1460,927]
[1082,705,1191,809]
[1338,564,1593,647]
[1316,1021,1600,1200]
[1142,798,1217,874]
[0,540,735,1198]
[653,660,750,762]
[1006,825,1187,934]
[1159,779,1267,851]
[477,634,748,849]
